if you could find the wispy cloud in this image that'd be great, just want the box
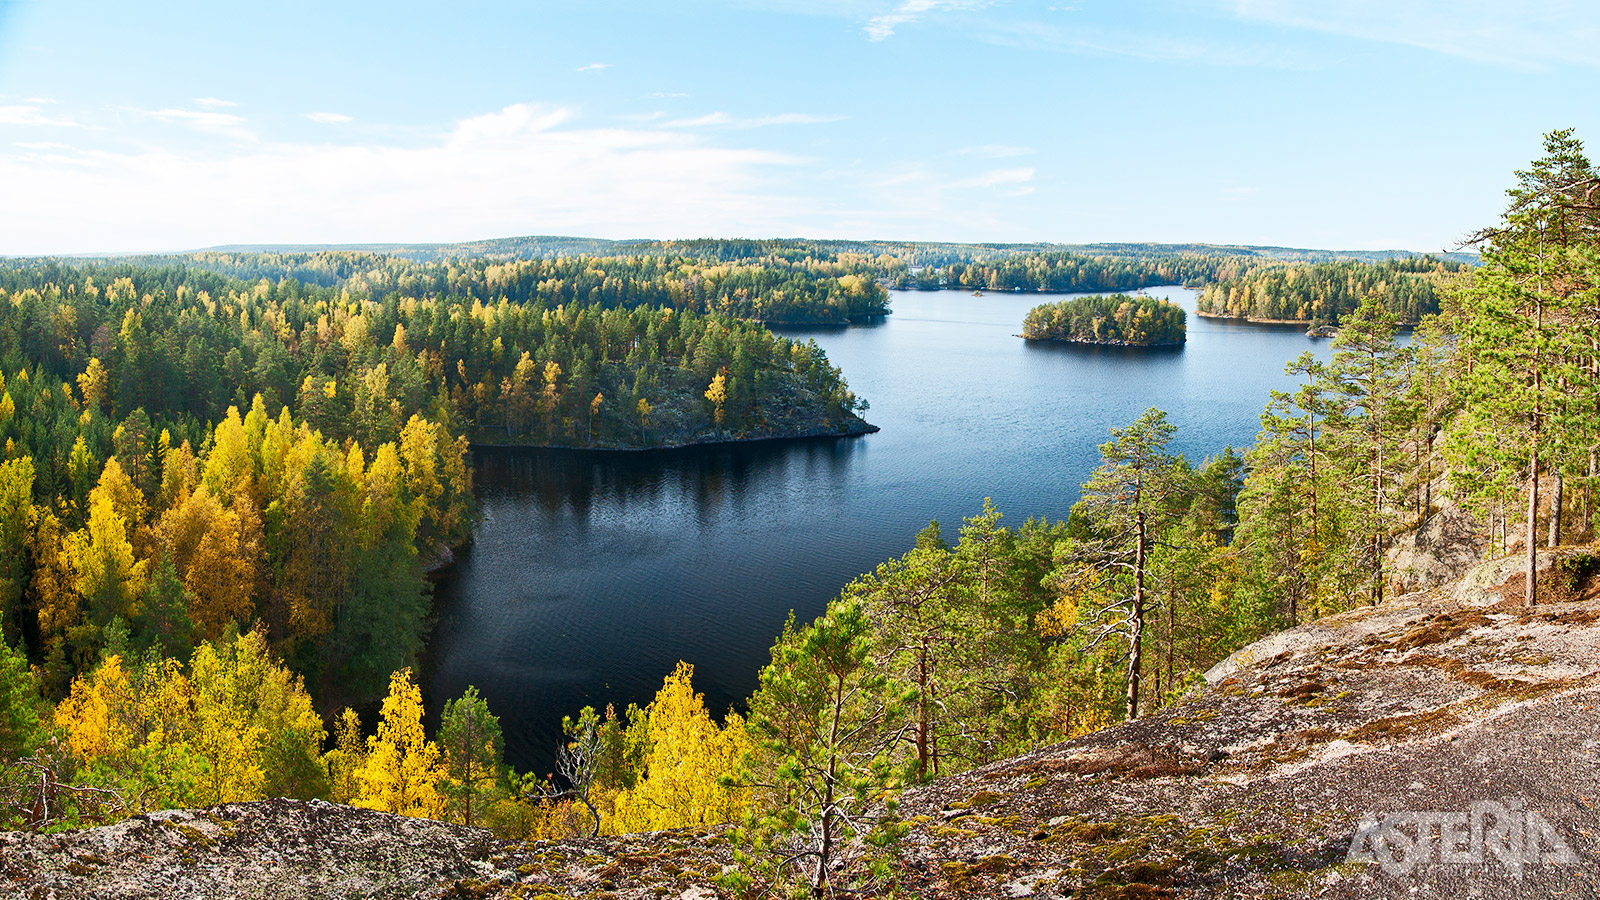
[979,19,1305,67]
[1228,0,1600,70]
[149,107,257,142]
[959,144,1035,158]
[650,91,689,99]
[0,104,79,127]
[193,97,237,109]
[663,111,844,129]
[304,111,353,124]
[576,62,612,72]
[865,0,993,41]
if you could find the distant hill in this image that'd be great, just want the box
[196,237,1481,268]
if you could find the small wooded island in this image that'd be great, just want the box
[1020,293,1186,346]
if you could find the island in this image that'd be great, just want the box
[1019,293,1186,346]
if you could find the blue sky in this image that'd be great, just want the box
[0,1,1596,254]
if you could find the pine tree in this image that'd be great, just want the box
[739,602,909,898]
[1323,294,1413,605]
[439,686,504,828]
[1052,408,1186,720]
[1453,130,1597,605]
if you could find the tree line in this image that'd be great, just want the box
[885,250,1256,293]
[1195,256,1468,324]
[62,252,890,325]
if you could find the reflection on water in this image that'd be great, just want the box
[425,287,1329,773]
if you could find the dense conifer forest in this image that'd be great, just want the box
[0,128,1591,900]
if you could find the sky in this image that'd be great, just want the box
[0,0,1597,255]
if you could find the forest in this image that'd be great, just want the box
[1194,255,1469,324]
[0,130,1593,899]
[1020,294,1186,345]
[55,253,890,325]
[0,249,870,832]
[96,240,1473,313]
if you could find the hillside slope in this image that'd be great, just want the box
[4,560,1596,899]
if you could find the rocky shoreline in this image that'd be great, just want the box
[1018,334,1184,348]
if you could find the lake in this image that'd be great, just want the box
[422,287,1328,773]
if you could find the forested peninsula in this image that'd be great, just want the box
[1195,255,1466,324]
[1020,293,1186,346]
[0,256,870,729]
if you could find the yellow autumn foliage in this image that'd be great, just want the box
[608,662,751,833]
[155,486,259,638]
[53,632,327,811]
[67,490,148,624]
[353,667,448,818]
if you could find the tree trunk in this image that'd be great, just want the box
[1526,452,1540,607]
[915,645,929,780]
[1372,438,1384,607]
[581,794,600,837]
[1549,470,1564,547]
[814,674,844,899]
[1126,513,1146,721]
[1307,417,1319,542]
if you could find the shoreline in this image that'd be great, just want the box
[465,418,880,454]
[1017,334,1185,348]
[1193,308,1422,328]
[1192,309,1312,325]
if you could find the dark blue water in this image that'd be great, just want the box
[423,287,1327,773]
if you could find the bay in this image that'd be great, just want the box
[423,287,1327,773]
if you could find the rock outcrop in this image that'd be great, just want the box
[5,571,1598,899]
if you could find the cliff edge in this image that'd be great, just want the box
[5,559,1597,899]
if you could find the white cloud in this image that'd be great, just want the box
[0,103,822,253]
[149,107,257,142]
[193,96,238,108]
[0,104,79,127]
[304,111,353,124]
[649,92,689,99]
[663,112,844,129]
[864,0,992,41]
[576,62,612,72]
[1228,0,1600,70]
